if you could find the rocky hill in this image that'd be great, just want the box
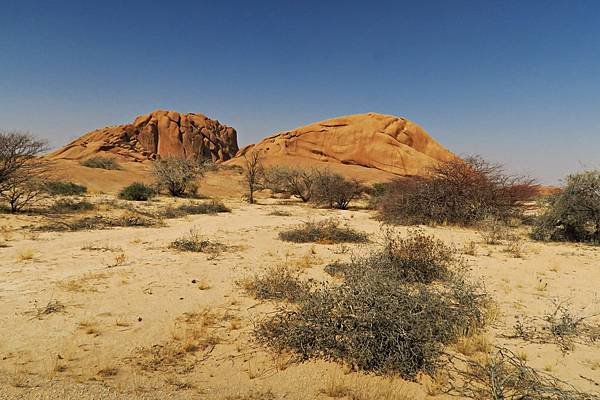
[49,110,238,162]
[228,112,455,178]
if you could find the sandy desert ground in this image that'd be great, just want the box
[1,192,600,399]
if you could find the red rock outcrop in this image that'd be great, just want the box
[50,110,238,162]
[230,112,455,177]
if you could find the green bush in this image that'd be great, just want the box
[81,156,121,170]
[46,181,87,196]
[311,170,365,209]
[118,182,155,201]
[532,171,600,243]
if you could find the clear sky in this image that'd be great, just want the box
[1,1,599,184]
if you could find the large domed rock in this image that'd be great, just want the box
[231,112,455,177]
[50,110,238,163]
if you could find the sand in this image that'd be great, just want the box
[1,196,600,399]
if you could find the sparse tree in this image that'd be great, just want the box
[152,157,203,197]
[311,170,365,209]
[263,166,315,202]
[0,130,50,212]
[379,156,536,225]
[243,149,263,204]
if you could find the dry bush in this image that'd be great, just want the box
[162,200,231,218]
[532,170,600,243]
[32,299,65,319]
[503,236,526,258]
[263,166,315,202]
[48,198,94,214]
[511,300,600,353]
[153,157,203,197]
[81,156,121,170]
[327,229,458,284]
[278,218,368,244]
[38,210,160,231]
[45,181,87,196]
[366,182,387,210]
[256,229,488,379]
[241,265,310,302]
[442,347,598,399]
[379,156,536,226]
[267,209,292,216]
[311,170,366,209]
[169,229,227,255]
[365,229,458,283]
[478,216,511,245]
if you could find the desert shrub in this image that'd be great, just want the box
[278,219,368,244]
[48,198,94,213]
[169,229,226,254]
[332,229,458,284]
[46,181,87,196]
[257,271,485,379]
[477,215,511,244]
[311,170,366,209]
[367,182,387,209]
[118,182,155,201]
[161,200,231,218]
[153,157,203,197]
[37,211,160,231]
[263,167,315,202]
[532,170,600,243]
[81,156,121,170]
[379,156,536,226]
[267,209,291,217]
[177,200,230,214]
[257,229,487,379]
[443,347,597,399]
[511,300,600,353]
[242,265,310,302]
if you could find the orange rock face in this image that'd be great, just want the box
[49,110,238,162]
[233,112,455,177]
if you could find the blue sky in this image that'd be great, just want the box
[1,0,599,184]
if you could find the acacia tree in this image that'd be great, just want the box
[263,166,315,202]
[379,156,536,225]
[243,149,263,204]
[0,131,50,212]
[311,170,365,210]
[152,157,203,197]
[532,170,600,243]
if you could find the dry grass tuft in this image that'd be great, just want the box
[169,229,227,255]
[16,249,35,262]
[134,308,225,374]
